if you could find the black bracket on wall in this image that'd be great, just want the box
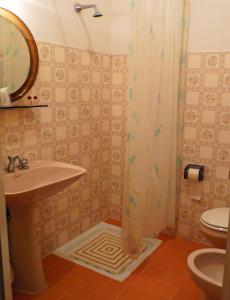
[184,164,204,181]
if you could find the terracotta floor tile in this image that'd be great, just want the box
[158,233,176,242]
[59,294,76,300]
[37,287,66,300]
[166,238,207,256]
[50,274,80,292]
[68,282,98,299]
[44,267,62,285]
[117,250,161,288]
[60,262,86,278]
[171,277,205,300]
[86,278,126,300]
[43,257,76,285]
[13,292,36,300]
[13,219,206,300]
[67,265,110,288]
[105,218,122,227]
[117,286,170,300]
[129,273,177,297]
[42,255,72,270]
[122,258,152,286]
[14,287,66,300]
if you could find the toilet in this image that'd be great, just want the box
[187,248,225,300]
[200,208,229,249]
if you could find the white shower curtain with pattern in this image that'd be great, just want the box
[122,0,189,257]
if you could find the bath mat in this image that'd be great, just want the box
[54,222,162,281]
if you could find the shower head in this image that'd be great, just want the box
[74,3,103,18]
[93,8,103,18]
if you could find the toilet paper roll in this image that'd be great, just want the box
[188,168,203,201]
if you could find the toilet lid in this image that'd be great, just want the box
[201,208,229,232]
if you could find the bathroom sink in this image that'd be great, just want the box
[4,160,86,204]
[3,160,86,294]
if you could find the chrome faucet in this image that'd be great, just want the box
[7,156,29,173]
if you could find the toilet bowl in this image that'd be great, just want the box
[200,208,229,249]
[187,248,225,300]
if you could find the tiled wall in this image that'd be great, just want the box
[0,41,127,256]
[3,43,228,250]
[0,50,3,86]
[109,56,127,220]
[177,52,230,243]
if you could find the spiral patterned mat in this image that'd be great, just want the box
[54,222,162,281]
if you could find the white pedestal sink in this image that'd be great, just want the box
[4,160,86,294]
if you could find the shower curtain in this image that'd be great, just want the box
[122,0,189,257]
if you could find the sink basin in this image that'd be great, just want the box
[4,160,86,294]
[4,160,86,204]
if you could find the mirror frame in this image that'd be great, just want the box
[0,7,39,101]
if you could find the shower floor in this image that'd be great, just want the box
[54,222,161,281]
[13,219,207,300]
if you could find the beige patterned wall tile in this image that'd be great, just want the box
[184,109,199,123]
[223,73,230,89]
[219,130,230,144]
[187,53,203,69]
[5,132,20,148]
[179,51,230,243]
[4,110,20,127]
[54,46,66,64]
[201,110,216,124]
[223,53,230,69]
[183,144,196,158]
[204,72,219,88]
[0,41,128,257]
[204,53,220,69]
[39,65,52,82]
[56,126,67,140]
[38,43,51,62]
[203,93,218,107]
[69,68,79,84]
[186,72,201,88]
[80,51,91,66]
[40,107,53,123]
[215,165,229,179]
[68,49,80,65]
[69,107,79,121]
[221,92,230,108]
[102,55,111,69]
[23,110,38,125]
[200,128,215,143]
[54,67,66,83]
[112,73,124,85]
[217,148,230,162]
[39,86,53,103]
[220,111,230,126]
[92,71,102,85]
[184,127,197,141]
[199,145,214,160]
[185,91,200,105]
[81,87,90,102]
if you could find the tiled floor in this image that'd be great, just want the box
[13,219,206,300]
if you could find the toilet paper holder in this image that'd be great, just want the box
[184,164,204,181]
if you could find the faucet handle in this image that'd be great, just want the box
[18,157,29,170]
[6,155,19,173]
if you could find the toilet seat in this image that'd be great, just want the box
[200,208,229,233]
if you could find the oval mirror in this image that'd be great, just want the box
[0,8,39,101]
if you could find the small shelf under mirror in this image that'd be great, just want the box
[0,104,48,110]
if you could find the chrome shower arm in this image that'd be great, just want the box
[74,3,103,17]
[75,3,96,13]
